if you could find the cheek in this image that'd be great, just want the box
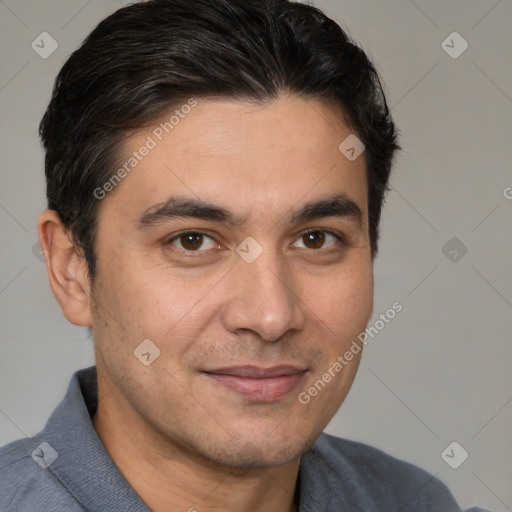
[111,263,223,359]
[305,263,373,341]
[299,266,372,414]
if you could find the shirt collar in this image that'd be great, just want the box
[42,366,150,511]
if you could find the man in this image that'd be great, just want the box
[0,1,488,511]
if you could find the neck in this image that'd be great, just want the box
[92,380,301,512]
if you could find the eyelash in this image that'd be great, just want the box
[165,229,348,257]
[295,229,348,249]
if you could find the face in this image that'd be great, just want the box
[89,95,373,468]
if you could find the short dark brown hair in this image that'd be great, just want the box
[40,0,399,280]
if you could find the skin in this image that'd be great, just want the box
[39,95,374,512]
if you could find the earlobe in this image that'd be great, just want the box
[37,209,93,327]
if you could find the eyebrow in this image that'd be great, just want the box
[290,194,363,229]
[135,193,363,230]
[136,197,245,228]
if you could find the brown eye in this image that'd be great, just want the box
[302,231,326,249]
[169,232,217,252]
[180,233,204,250]
[292,230,342,250]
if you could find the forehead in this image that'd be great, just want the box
[102,95,368,227]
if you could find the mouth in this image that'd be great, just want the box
[202,365,307,402]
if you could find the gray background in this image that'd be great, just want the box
[1,0,511,509]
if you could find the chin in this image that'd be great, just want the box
[200,431,319,470]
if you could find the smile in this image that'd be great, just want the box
[203,366,307,402]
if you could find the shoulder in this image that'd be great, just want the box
[0,436,83,512]
[311,433,440,481]
[302,433,461,511]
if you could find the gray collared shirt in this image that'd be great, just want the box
[0,367,487,511]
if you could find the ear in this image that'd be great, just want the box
[38,210,92,327]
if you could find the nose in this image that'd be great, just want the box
[221,250,306,342]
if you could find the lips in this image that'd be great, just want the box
[203,365,307,402]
